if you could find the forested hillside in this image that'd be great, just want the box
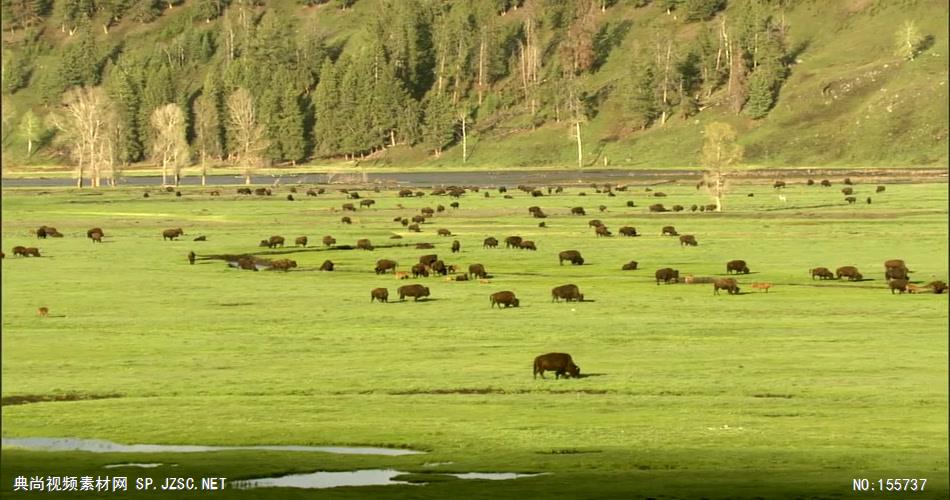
[1,0,947,182]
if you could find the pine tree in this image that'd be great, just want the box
[623,60,658,130]
[106,61,144,164]
[312,58,340,157]
[422,91,455,156]
[743,69,773,119]
[60,22,102,87]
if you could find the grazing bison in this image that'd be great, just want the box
[627,201,636,207]
[661,226,678,236]
[398,189,414,198]
[287,194,295,201]
[679,235,698,246]
[450,202,460,209]
[655,268,679,285]
[162,228,184,241]
[876,185,886,193]
[520,240,538,251]
[360,199,375,208]
[295,236,308,247]
[469,263,488,279]
[412,215,426,224]
[841,187,854,196]
[713,277,740,295]
[88,230,104,243]
[820,179,832,187]
[483,237,499,248]
[490,291,520,308]
[885,267,910,280]
[774,181,786,189]
[649,203,668,212]
[595,226,612,237]
[726,260,750,274]
[319,260,334,271]
[371,288,389,303]
[421,207,435,217]
[845,196,856,204]
[376,259,398,274]
[528,206,542,214]
[341,216,352,224]
[437,228,452,237]
[411,263,430,278]
[430,260,448,276]
[621,261,638,271]
[888,279,909,294]
[843,177,853,185]
[323,235,336,247]
[558,250,585,266]
[87,227,104,239]
[306,189,318,197]
[14,246,40,257]
[926,281,948,294]
[533,210,548,219]
[270,259,298,272]
[551,284,584,302]
[237,187,252,195]
[419,254,439,266]
[619,226,639,237]
[533,353,580,379]
[415,242,435,249]
[588,219,603,228]
[408,223,422,232]
[672,205,684,212]
[236,257,258,271]
[810,267,835,280]
[504,236,523,248]
[356,239,374,250]
[260,236,285,248]
[193,235,206,241]
[398,284,430,301]
[451,240,460,253]
[571,207,586,215]
[836,266,863,281]
[342,203,357,211]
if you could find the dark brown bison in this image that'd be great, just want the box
[408,223,422,232]
[12,246,29,257]
[713,277,740,295]
[398,189,414,198]
[806,179,815,186]
[533,353,581,380]
[726,260,750,274]
[430,260,448,276]
[323,235,336,246]
[505,236,523,248]
[876,185,886,193]
[843,177,853,185]
[469,263,488,279]
[376,260,398,274]
[236,256,258,271]
[270,259,298,272]
[419,254,439,266]
[287,194,295,201]
[360,199,376,208]
[773,180,786,189]
[627,201,636,207]
[595,225,612,237]
[421,207,435,217]
[836,266,863,281]
[679,235,697,246]
[845,196,856,204]
[162,228,184,240]
[519,240,537,251]
[412,215,426,224]
[661,226,678,236]
[528,206,542,214]
[483,237,499,248]
[356,239,374,250]
[810,267,835,280]
[820,179,832,187]
[411,263,430,278]
[451,240,460,253]
[571,207,586,215]
[655,268,679,285]
[927,281,948,294]
[888,279,908,294]
[398,284,430,301]
[551,284,583,302]
[342,203,357,211]
[558,250,584,266]
[619,226,639,237]
[841,187,854,196]
[885,267,910,281]
[884,259,907,271]
[319,260,334,271]
[36,226,50,238]
[260,236,285,248]
[490,291,520,308]
[237,187,252,195]
[341,216,352,224]
[87,227,104,239]
[88,230,104,243]
[649,203,668,212]
[371,287,389,303]
[193,235,206,241]
[621,261,638,271]
[437,228,452,237]
[415,242,434,249]
[588,219,603,228]
[672,205,684,212]
[295,236,308,247]
[187,251,196,265]
[306,189,318,197]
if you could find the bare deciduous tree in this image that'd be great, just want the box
[150,103,190,187]
[227,87,268,185]
[701,122,744,212]
[53,86,112,188]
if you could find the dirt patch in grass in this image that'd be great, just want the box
[1,392,123,406]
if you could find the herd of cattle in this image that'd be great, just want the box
[5,179,947,378]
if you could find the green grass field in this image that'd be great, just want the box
[1,177,948,499]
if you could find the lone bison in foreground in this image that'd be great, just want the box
[490,291,520,308]
[162,228,184,241]
[836,266,863,281]
[551,284,583,302]
[371,288,389,303]
[713,277,740,295]
[558,250,584,266]
[810,267,835,280]
[726,260,750,274]
[533,353,580,379]
[398,284,430,301]
[655,268,679,285]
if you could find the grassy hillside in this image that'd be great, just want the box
[1,0,947,173]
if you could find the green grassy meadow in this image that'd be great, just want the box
[1,177,948,498]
